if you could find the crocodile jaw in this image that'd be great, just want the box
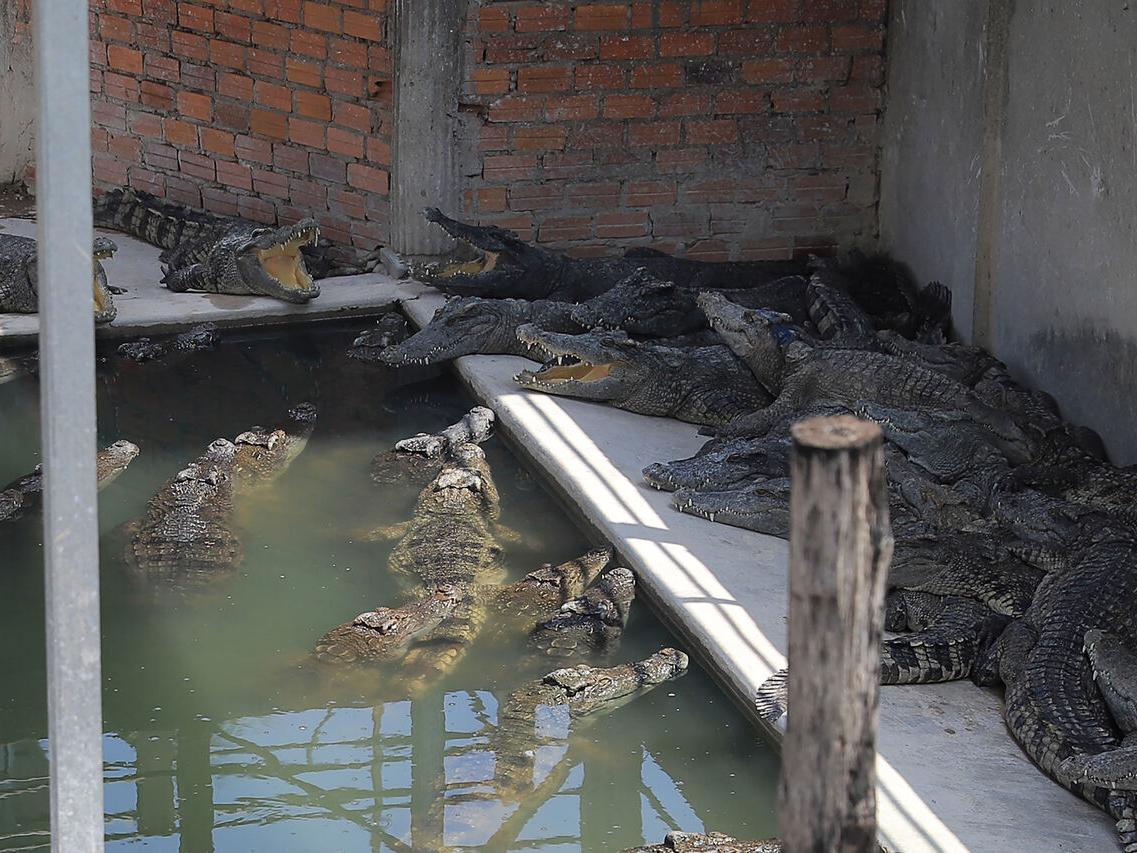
[238,223,320,303]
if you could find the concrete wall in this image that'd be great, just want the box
[880,1,1137,463]
[0,0,35,184]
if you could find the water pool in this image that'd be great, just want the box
[0,320,778,851]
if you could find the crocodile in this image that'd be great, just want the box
[124,405,315,587]
[376,297,584,367]
[93,187,321,302]
[420,207,808,301]
[478,547,613,629]
[377,442,509,689]
[973,533,1137,851]
[0,232,120,322]
[643,432,794,493]
[0,440,140,523]
[426,648,689,843]
[513,325,770,427]
[346,313,412,362]
[312,584,462,664]
[571,269,811,338]
[530,566,637,658]
[621,832,783,853]
[1004,446,1137,526]
[370,406,495,487]
[116,324,217,362]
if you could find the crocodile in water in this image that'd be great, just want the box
[370,406,495,487]
[0,440,139,523]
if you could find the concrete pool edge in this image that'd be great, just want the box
[396,288,1119,853]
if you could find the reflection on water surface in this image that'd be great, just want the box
[0,321,777,851]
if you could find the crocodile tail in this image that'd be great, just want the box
[880,631,979,684]
[93,186,220,252]
[1109,791,1137,852]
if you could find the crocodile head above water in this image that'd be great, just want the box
[530,647,689,717]
[230,220,321,303]
[313,585,464,664]
[232,403,317,489]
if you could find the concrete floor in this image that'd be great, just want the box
[0,218,420,344]
[0,219,1119,849]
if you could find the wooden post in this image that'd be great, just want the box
[778,415,893,853]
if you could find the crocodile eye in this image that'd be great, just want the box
[252,228,272,237]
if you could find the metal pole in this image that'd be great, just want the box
[33,0,104,847]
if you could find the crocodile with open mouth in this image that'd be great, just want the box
[0,233,120,322]
[0,439,140,523]
[420,207,808,302]
[513,325,770,427]
[123,404,316,588]
[94,187,321,302]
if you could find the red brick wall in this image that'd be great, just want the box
[459,0,886,259]
[20,0,885,259]
[86,0,392,252]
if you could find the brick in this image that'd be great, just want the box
[179,151,215,181]
[329,187,367,219]
[218,72,253,100]
[229,0,263,14]
[686,118,739,144]
[832,24,884,51]
[104,71,140,101]
[107,131,141,160]
[686,240,732,262]
[574,3,628,30]
[476,186,508,213]
[200,127,236,156]
[595,211,649,239]
[176,91,211,121]
[366,136,391,164]
[516,5,569,32]
[566,181,620,208]
[235,134,273,164]
[273,145,309,173]
[691,0,743,25]
[247,48,283,78]
[163,117,198,146]
[215,11,251,43]
[798,55,851,83]
[472,67,512,96]
[289,117,326,148]
[775,25,829,52]
[631,1,654,26]
[517,65,571,93]
[166,176,203,207]
[325,66,365,97]
[772,88,826,112]
[538,216,592,243]
[265,0,302,23]
[128,111,163,138]
[741,58,794,84]
[718,28,776,55]
[291,29,327,59]
[215,102,249,131]
[626,180,676,207]
[570,122,626,148]
[289,177,329,210]
[603,94,654,119]
[255,81,292,111]
[544,34,600,60]
[327,126,364,158]
[850,54,884,85]
[483,154,538,181]
[142,0,175,25]
[238,195,277,223]
[681,178,738,203]
[295,91,331,120]
[216,159,253,190]
[659,92,712,116]
[656,147,707,172]
[145,54,180,83]
[829,83,881,113]
[485,35,542,64]
[94,157,130,185]
[546,95,599,121]
[333,101,372,131]
[543,150,594,178]
[178,3,213,31]
[575,64,625,90]
[714,90,768,114]
[100,15,133,42]
[309,152,346,182]
[347,163,389,193]
[479,6,510,31]
[329,38,367,68]
[250,109,288,139]
[684,58,737,85]
[209,40,246,69]
[652,209,710,238]
[129,168,166,195]
[802,0,860,21]
[143,142,179,172]
[513,125,568,151]
[746,0,801,22]
[171,30,208,61]
[659,1,684,25]
[343,9,382,40]
[660,32,714,57]
[93,101,128,131]
[628,121,680,146]
[252,20,290,50]
[631,63,682,88]
[140,80,172,108]
[304,1,341,32]
[509,183,564,210]
[599,35,654,60]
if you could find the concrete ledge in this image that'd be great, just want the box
[0,218,423,344]
[400,289,1118,853]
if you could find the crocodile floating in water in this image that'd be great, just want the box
[0,440,139,523]
[370,406,495,487]
[420,208,807,301]
[377,297,584,367]
[124,404,315,588]
[94,187,321,302]
[0,233,120,322]
[621,831,783,853]
[530,565,637,658]
[312,585,462,664]
[425,648,689,845]
[479,548,613,630]
[514,325,770,426]
[116,324,218,362]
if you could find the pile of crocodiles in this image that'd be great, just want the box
[348,209,1137,850]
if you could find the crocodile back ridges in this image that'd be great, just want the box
[94,187,230,256]
[671,347,773,426]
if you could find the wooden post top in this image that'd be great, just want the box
[791,415,882,450]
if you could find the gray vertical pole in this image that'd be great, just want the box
[33,0,104,847]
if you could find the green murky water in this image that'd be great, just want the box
[0,320,778,851]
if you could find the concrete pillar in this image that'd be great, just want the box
[389,0,466,258]
[0,2,35,184]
